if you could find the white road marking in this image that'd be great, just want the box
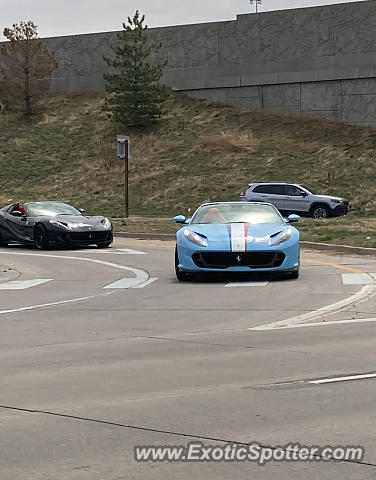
[308,373,376,385]
[66,248,147,255]
[268,317,376,329]
[249,284,375,331]
[0,251,150,314]
[0,279,52,290]
[252,372,376,388]
[104,278,144,289]
[117,248,147,255]
[132,278,158,288]
[104,277,158,289]
[0,291,117,315]
[342,273,374,285]
[225,281,269,287]
[0,251,148,281]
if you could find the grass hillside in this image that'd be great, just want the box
[0,91,376,246]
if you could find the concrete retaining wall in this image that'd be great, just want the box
[2,1,376,125]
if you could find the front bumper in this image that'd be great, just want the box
[48,229,113,245]
[332,204,349,216]
[192,251,286,269]
[177,242,299,273]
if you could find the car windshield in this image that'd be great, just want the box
[27,202,81,217]
[300,185,317,194]
[191,203,284,225]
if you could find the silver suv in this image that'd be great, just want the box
[240,183,349,218]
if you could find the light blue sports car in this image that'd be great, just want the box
[174,202,300,281]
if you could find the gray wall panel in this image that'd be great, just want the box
[2,0,376,125]
[301,81,341,111]
[263,84,301,107]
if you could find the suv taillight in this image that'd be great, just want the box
[240,187,248,197]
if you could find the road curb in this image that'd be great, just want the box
[115,232,176,241]
[115,233,376,256]
[300,241,376,256]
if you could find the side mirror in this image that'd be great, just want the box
[287,214,300,223]
[301,192,308,197]
[174,215,187,224]
[78,208,85,214]
[11,211,22,217]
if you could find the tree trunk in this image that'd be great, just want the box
[24,71,32,115]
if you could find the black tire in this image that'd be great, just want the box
[289,269,299,279]
[97,242,112,249]
[175,246,192,281]
[0,229,7,247]
[310,204,330,219]
[34,225,49,250]
[279,269,299,280]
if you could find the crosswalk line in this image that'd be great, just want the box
[0,279,52,290]
[103,277,158,289]
[341,273,374,285]
[225,281,269,287]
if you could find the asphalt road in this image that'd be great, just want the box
[0,239,376,479]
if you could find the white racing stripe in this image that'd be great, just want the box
[0,279,52,290]
[230,223,246,252]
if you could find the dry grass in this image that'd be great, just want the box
[200,130,260,152]
[1,89,376,228]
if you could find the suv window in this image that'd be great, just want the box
[253,185,269,193]
[284,185,304,196]
[253,184,285,195]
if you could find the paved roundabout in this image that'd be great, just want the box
[0,239,376,479]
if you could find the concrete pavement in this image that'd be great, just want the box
[0,264,20,284]
[0,239,375,479]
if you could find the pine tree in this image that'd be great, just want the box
[103,11,167,127]
[0,21,57,115]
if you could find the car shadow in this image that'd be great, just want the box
[2,244,114,252]
[174,271,296,284]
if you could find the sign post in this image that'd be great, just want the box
[117,135,131,218]
[250,0,262,13]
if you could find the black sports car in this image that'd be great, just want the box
[0,201,113,249]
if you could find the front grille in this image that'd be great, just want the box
[192,251,285,269]
[68,231,111,243]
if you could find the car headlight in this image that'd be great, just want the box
[49,219,71,230]
[270,228,292,246]
[330,199,343,204]
[102,218,112,230]
[184,229,207,247]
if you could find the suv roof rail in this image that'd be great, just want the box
[249,181,296,185]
